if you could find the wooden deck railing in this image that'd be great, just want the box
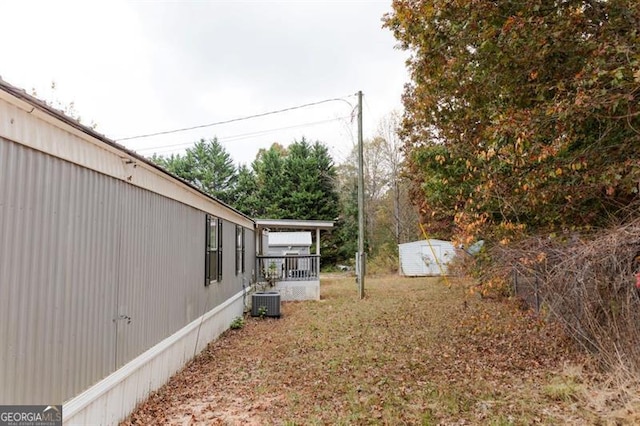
[256,255,320,282]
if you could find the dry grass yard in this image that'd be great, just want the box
[122,275,639,425]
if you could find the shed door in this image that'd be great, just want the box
[420,245,441,276]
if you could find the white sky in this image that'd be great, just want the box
[0,0,408,166]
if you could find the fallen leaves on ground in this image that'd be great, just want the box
[121,275,625,425]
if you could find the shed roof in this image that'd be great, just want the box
[399,239,454,248]
[268,232,312,246]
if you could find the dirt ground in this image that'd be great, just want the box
[121,275,635,425]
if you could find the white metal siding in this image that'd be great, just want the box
[399,240,456,277]
[268,232,312,246]
[399,242,426,276]
[267,246,311,256]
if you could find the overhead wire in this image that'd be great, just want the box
[327,99,359,165]
[116,94,357,141]
[331,93,376,165]
[330,128,355,165]
[363,96,378,136]
[137,115,352,154]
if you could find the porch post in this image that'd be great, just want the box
[316,228,320,255]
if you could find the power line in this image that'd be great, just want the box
[117,94,357,142]
[137,115,352,154]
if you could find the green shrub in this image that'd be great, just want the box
[230,316,245,330]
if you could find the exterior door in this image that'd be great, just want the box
[420,245,441,275]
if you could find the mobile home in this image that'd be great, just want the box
[0,79,256,424]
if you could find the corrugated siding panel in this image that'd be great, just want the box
[1,136,257,405]
[245,228,256,278]
[115,188,204,367]
[0,137,119,404]
[399,242,426,276]
[215,219,247,307]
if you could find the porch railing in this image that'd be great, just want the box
[256,255,320,282]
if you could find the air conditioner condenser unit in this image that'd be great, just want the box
[251,292,281,318]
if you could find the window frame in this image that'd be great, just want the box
[205,215,223,286]
[235,225,245,275]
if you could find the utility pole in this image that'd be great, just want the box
[357,90,365,299]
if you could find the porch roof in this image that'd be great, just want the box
[255,219,334,230]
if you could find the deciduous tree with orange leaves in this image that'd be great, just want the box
[384,0,640,245]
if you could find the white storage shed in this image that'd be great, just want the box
[267,231,312,256]
[399,239,457,276]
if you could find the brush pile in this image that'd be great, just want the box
[490,221,640,375]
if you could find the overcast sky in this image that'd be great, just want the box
[0,0,408,166]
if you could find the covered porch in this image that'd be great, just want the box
[255,219,333,301]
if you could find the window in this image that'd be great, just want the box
[235,225,245,275]
[205,215,222,286]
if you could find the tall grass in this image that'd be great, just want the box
[366,243,399,275]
